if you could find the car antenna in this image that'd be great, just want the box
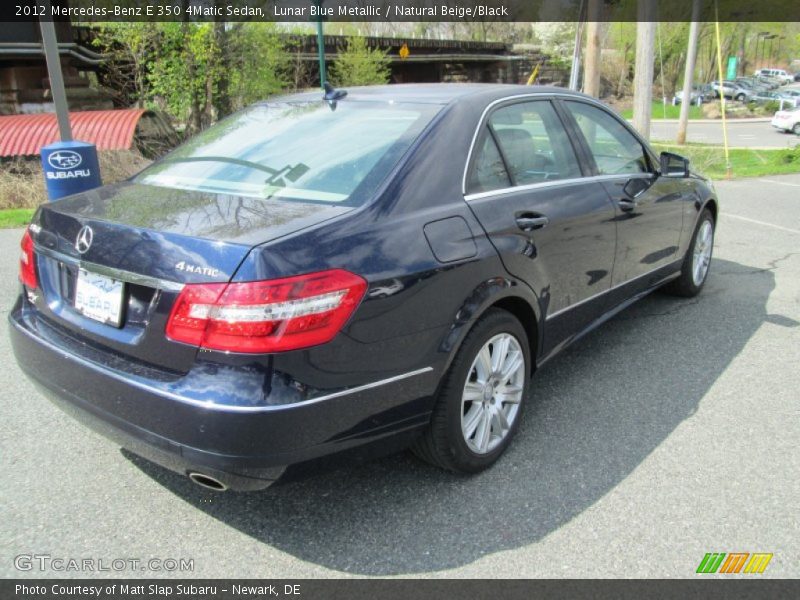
[323,81,347,110]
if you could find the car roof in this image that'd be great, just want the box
[261,83,596,107]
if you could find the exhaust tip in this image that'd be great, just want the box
[188,472,228,492]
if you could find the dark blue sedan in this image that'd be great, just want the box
[10,84,718,491]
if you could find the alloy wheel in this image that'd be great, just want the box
[460,333,525,454]
[692,220,714,286]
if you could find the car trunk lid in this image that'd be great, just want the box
[28,182,352,373]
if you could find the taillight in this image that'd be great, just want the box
[19,229,38,289]
[166,269,367,353]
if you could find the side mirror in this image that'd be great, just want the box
[660,151,690,178]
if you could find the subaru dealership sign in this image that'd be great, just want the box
[40,141,102,200]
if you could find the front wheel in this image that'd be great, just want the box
[793,123,800,135]
[662,208,715,297]
[412,308,530,473]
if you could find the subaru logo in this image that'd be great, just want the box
[48,150,83,170]
[75,225,93,254]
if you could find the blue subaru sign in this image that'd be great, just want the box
[40,140,102,201]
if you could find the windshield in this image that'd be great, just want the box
[135,100,441,206]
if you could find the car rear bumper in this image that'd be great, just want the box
[9,300,437,491]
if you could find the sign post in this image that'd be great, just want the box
[38,0,102,200]
[726,56,738,80]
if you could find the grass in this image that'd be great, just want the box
[0,208,36,228]
[0,150,152,228]
[654,143,800,179]
[619,101,705,120]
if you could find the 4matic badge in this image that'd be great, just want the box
[174,261,220,277]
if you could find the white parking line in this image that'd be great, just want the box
[757,178,800,188]
[723,213,800,234]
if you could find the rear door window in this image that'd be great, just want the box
[466,100,582,194]
[468,134,512,193]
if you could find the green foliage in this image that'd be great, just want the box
[0,208,35,228]
[230,24,291,106]
[780,145,800,165]
[654,144,800,179]
[92,23,292,129]
[329,37,391,87]
[619,101,704,120]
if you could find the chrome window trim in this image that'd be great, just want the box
[463,172,654,202]
[545,266,680,321]
[34,244,185,292]
[461,92,655,199]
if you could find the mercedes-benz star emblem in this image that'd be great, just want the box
[75,225,93,254]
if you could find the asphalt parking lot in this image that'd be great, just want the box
[1,174,798,579]
[650,119,800,148]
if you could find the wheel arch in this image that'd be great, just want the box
[439,277,542,377]
[703,197,719,223]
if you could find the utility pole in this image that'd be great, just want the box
[676,0,701,145]
[582,0,602,98]
[568,0,587,91]
[632,0,657,139]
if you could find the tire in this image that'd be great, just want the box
[793,123,800,135]
[735,93,746,102]
[662,208,715,297]
[412,308,531,473]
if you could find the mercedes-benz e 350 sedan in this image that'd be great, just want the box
[10,85,718,491]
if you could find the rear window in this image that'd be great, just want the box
[135,100,440,206]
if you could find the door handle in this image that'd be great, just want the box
[515,214,549,231]
[617,198,637,212]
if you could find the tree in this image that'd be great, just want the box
[582,0,603,97]
[329,37,391,87]
[677,0,702,145]
[91,23,290,131]
[632,0,657,139]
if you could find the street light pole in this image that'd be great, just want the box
[39,0,72,141]
[314,0,326,90]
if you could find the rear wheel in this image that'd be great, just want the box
[412,309,530,473]
[662,208,715,297]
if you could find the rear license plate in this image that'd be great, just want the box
[74,269,124,327]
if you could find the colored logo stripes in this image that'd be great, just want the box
[696,552,773,574]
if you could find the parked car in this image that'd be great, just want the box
[734,78,770,94]
[754,68,794,85]
[711,80,753,101]
[771,106,800,134]
[9,84,719,491]
[777,89,800,107]
[674,84,713,105]
[754,75,781,89]
[749,90,785,104]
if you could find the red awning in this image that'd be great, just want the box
[0,109,152,157]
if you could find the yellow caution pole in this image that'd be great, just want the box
[526,63,541,86]
[714,3,732,179]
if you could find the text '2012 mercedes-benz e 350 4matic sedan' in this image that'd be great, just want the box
[10,84,718,491]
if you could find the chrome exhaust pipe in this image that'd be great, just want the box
[188,472,228,492]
